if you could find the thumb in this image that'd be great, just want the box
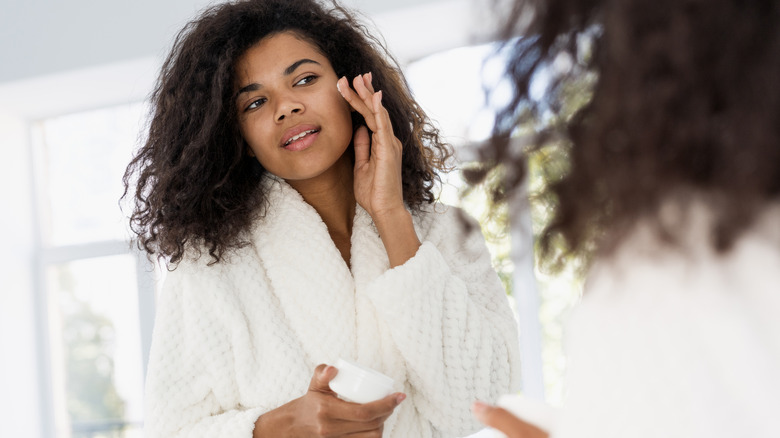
[309,364,338,393]
[353,125,371,168]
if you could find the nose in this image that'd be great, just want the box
[275,96,304,122]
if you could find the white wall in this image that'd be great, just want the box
[0,0,466,84]
[0,0,492,120]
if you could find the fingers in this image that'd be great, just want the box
[340,426,384,437]
[303,365,404,437]
[372,91,390,136]
[337,73,385,133]
[363,72,375,93]
[352,73,374,103]
[309,364,338,393]
[472,402,549,438]
[313,391,404,437]
[328,392,406,423]
[353,125,371,168]
[371,392,406,412]
[338,76,375,131]
[338,73,400,159]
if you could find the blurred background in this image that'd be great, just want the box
[0,0,581,436]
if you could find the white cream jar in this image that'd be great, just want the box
[328,358,395,404]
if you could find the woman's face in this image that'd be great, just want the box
[235,31,353,182]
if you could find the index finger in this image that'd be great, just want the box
[337,76,378,132]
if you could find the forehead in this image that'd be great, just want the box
[235,31,332,77]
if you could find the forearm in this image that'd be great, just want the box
[373,207,421,268]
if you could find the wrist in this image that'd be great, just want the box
[372,205,411,230]
[372,207,421,268]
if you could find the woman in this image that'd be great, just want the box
[122,0,521,437]
[472,0,780,437]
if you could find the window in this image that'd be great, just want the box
[405,42,583,404]
[32,103,155,438]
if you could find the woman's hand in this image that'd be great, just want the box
[254,364,405,438]
[338,74,421,268]
[337,73,405,222]
[472,401,550,438]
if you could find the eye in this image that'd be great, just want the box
[245,97,267,111]
[295,75,318,86]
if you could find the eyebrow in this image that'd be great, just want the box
[284,58,320,75]
[237,58,322,96]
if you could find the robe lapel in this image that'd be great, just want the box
[350,206,405,379]
[251,177,356,365]
[350,205,389,296]
[350,206,405,435]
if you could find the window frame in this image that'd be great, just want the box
[29,107,157,437]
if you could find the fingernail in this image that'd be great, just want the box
[395,393,406,404]
[368,72,373,82]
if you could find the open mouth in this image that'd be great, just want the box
[284,129,320,147]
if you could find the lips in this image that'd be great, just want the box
[284,129,318,146]
[280,124,320,149]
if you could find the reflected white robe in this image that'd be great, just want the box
[553,203,780,438]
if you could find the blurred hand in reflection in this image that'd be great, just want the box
[472,401,549,438]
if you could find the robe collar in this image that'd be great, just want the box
[249,176,390,363]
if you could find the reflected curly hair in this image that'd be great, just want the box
[483,0,780,261]
[123,0,451,265]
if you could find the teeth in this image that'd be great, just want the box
[285,129,317,145]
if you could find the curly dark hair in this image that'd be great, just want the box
[123,0,451,265]
[479,0,780,263]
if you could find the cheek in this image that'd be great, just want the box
[239,117,274,156]
[335,112,354,147]
[245,143,259,159]
[245,140,274,168]
[332,94,354,136]
[246,146,278,174]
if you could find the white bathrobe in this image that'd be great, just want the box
[144,176,522,438]
[552,202,780,438]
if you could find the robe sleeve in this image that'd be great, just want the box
[143,262,266,438]
[363,207,523,436]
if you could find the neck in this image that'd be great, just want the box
[286,153,356,237]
